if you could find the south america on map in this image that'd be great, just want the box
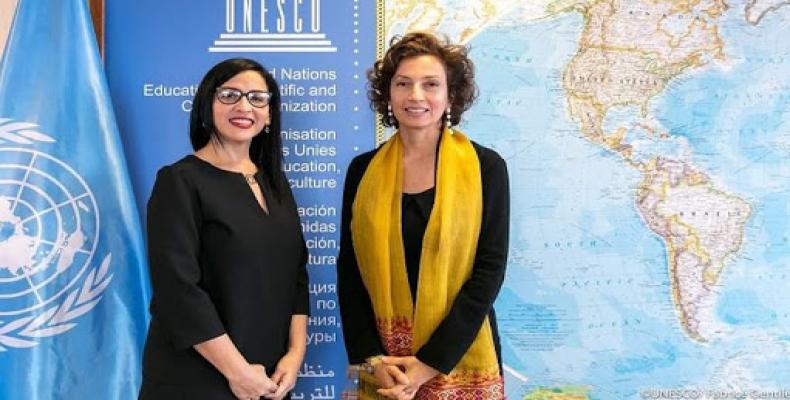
[384,0,790,398]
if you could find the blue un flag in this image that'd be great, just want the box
[0,1,149,398]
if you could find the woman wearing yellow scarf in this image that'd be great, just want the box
[338,32,510,400]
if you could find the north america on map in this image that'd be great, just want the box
[384,0,790,398]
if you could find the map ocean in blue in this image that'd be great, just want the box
[655,1,790,339]
[461,2,790,398]
[717,290,776,327]
[602,105,675,158]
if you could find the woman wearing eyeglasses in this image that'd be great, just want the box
[139,58,308,400]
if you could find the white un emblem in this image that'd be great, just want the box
[0,120,112,351]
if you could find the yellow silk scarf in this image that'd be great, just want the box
[351,129,502,399]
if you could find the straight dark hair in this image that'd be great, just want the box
[189,58,284,198]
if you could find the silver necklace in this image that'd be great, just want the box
[243,173,257,186]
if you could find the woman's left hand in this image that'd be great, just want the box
[377,356,440,399]
[267,351,303,399]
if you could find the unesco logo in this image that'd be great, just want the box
[0,122,112,351]
[209,0,336,53]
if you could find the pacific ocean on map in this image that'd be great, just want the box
[385,0,790,398]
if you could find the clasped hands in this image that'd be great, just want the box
[229,352,302,400]
[372,356,440,400]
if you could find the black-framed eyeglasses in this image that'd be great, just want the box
[215,87,272,108]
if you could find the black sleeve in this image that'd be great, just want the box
[146,166,226,350]
[337,153,386,364]
[292,242,310,315]
[287,174,310,316]
[415,150,510,374]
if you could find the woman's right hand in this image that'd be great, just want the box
[228,363,278,399]
[372,362,411,399]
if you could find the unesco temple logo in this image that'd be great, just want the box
[209,0,336,53]
[0,121,112,351]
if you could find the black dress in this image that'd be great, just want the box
[338,142,509,375]
[139,155,309,399]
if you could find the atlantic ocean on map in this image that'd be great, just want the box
[384,0,790,398]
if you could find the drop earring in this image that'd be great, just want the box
[387,103,394,125]
[264,125,270,134]
[445,107,453,130]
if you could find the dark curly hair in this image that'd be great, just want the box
[367,32,478,128]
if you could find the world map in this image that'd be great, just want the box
[385,0,790,398]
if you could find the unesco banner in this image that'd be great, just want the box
[106,0,377,397]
